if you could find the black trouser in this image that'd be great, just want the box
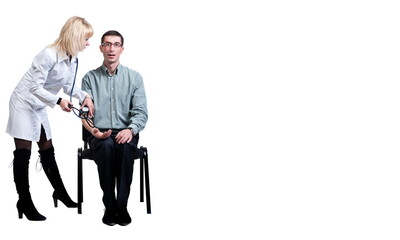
[89,130,139,209]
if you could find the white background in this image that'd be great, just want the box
[0,0,399,239]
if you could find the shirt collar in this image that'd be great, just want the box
[102,64,120,76]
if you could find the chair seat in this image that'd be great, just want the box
[81,147,145,160]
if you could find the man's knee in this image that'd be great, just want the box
[91,136,113,149]
[91,137,115,160]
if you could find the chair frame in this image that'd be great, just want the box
[77,131,151,214]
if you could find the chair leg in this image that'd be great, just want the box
[140,155,144,203]
[143,147,151,214]
[77,148,83,214]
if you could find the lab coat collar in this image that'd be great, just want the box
[55,49,76,63]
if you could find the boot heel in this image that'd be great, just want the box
[18,208,23,219]
[53,196,58,208]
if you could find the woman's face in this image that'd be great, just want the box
[79,38,91,52]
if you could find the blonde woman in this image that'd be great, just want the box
[6,16,94,221]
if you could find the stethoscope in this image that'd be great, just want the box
[69,58,95,128]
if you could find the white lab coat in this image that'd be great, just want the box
[6,47,87,142]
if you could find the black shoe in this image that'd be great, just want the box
[17,199,46,221]
[53,191,78,208]
[13,149,46,221]
[117,208,131,226]
[39,147,77,209]
[102,209,117,226]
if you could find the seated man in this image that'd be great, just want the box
[81,30,148,226]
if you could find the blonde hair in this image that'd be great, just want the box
[50,16,93,57]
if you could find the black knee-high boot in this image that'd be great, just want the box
[39,147,77,208]
[13,149,46,221]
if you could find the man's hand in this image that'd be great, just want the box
[92,128,112,139]
[81,97,95,118]
[115,129,133,144]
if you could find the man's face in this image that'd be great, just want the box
[100,35,124,64]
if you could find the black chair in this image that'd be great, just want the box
[77,127,151,214]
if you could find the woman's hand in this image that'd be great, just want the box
[59,99,73,112]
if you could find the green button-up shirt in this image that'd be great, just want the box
[81,64,148,134]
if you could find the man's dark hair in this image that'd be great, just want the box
[101,30,124,46]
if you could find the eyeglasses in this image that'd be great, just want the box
[101,42,123,48]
